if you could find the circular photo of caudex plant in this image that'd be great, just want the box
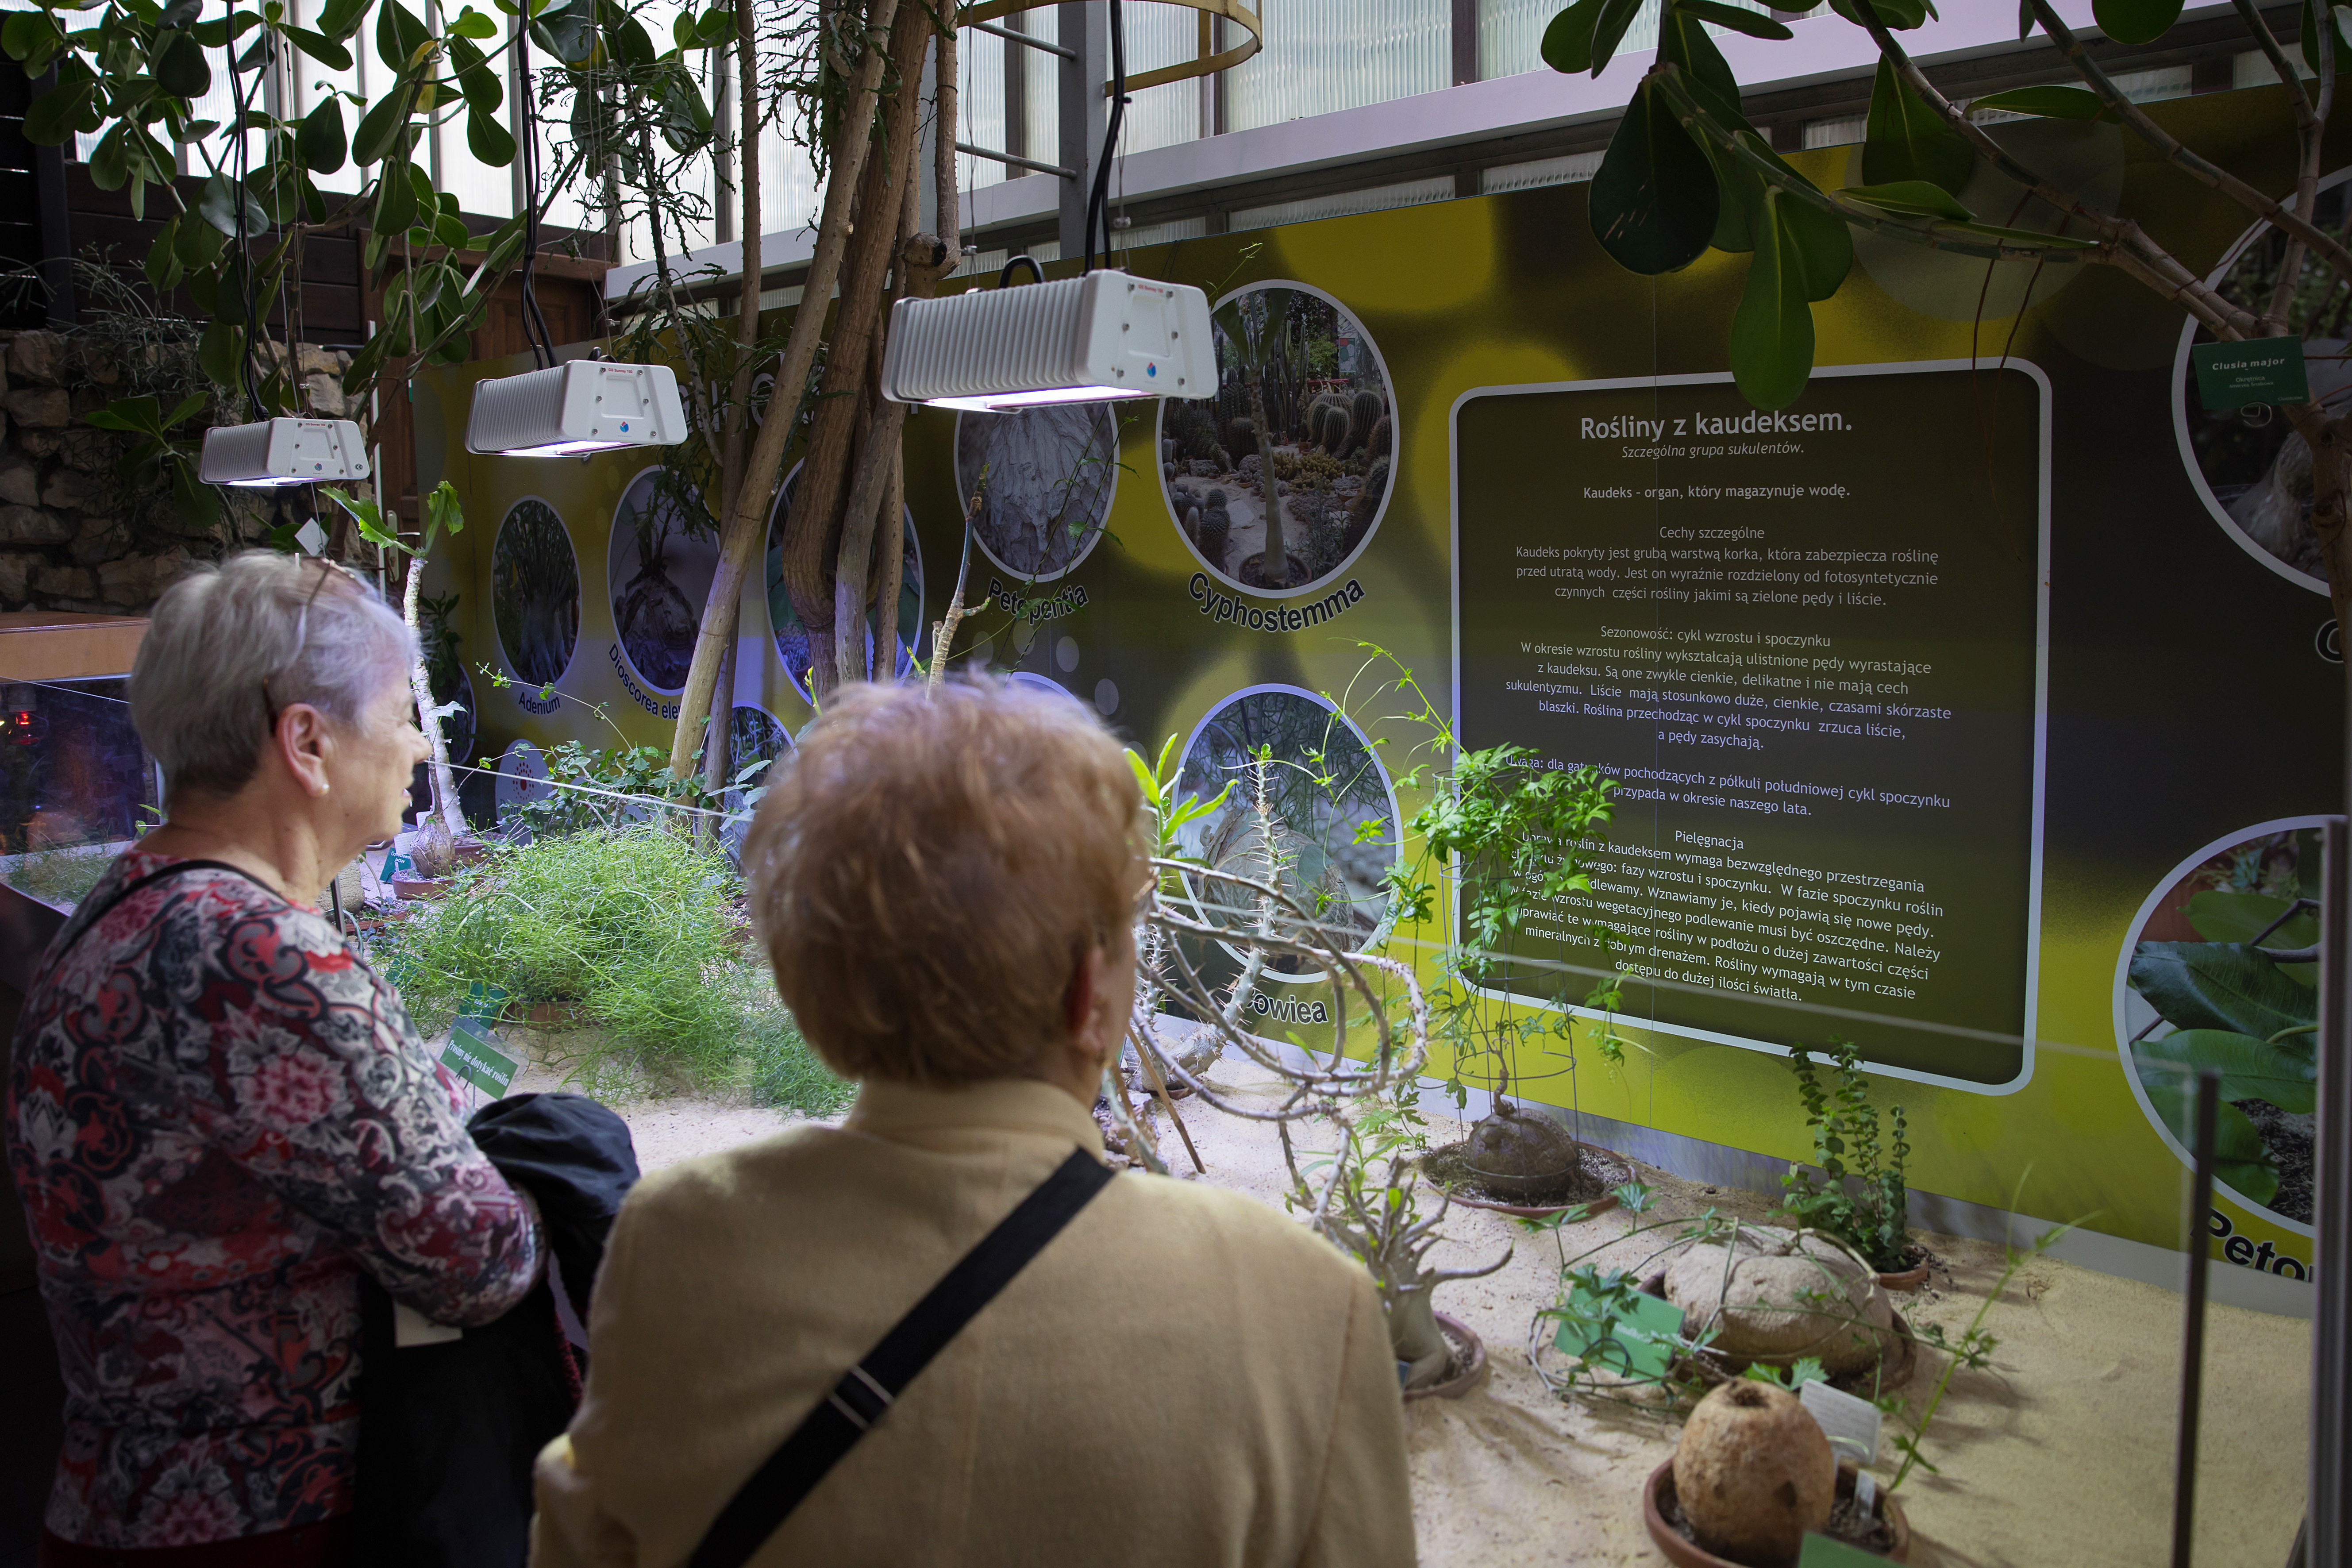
[2114,818,2325,1241]
[764,462,924,700]
[1170,685,1399,975]
[608,467,720,693]
[1157,281,1395,598]
[492,497,581,686]
[2173,170,2352,597]
[955,404,1117,582]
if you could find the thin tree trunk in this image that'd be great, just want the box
[403,551,464,842]
[778,0,935,700]
[701,632,737,803]
[698,0,763,787]
[667,0,903,775]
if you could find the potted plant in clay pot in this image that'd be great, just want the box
[1774,1039,1931,1290]
[1645,1380,1911,1566]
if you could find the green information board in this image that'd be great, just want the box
[2190,336,2309,410]
[442,1018,519,1098]
[1452,363,2047,1089]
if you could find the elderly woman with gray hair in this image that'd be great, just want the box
[5,551,543,1568]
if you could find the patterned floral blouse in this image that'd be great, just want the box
[5,852,543,1549]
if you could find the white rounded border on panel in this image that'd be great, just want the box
[489,493,583,687]
[952,403,1119,585]
[1156,278,1398,601]
[2168,166,2350,600]
[2109,814,2325,1241]
[1169,682,1402,983]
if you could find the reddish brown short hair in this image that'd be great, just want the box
[744,677,1145,1085]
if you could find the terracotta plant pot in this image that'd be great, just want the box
[1875,1260,1932,1293]
[1402,1312,1488,1403]
[451,841,490,867]
[1644,1458,1909,1565]
[390,877,451,902]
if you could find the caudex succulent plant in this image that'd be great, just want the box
[1117,730,1509,1391]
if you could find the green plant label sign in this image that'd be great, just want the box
[1798,1533,1889,1568]
[2190,337,2309,410]
[442,1018,519,1098]
[1551,1283,1686,1379]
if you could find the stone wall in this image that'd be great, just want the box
[0,328,356,616]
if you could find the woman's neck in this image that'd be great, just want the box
[139,797,332,906]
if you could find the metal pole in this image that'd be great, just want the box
[1055,0,1104,261]
[2172,1067,2221,1568]
[2311,814,2352,1568]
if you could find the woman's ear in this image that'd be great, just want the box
[275,704,335,798]
[1062,944,1103,1041]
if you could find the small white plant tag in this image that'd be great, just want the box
[1855,1470,1879,1512]
[1800,1378,1882,1466]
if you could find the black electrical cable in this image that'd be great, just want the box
[1081,0,1128,274]
[230,28,266,420]
[515,23,554,370]
[998,254,1043,287]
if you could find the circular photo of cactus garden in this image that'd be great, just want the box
[2172,170,2351,597]
[1157,281,1395,598]
[764,461,924,699]
[954,404,1117,582]
[492,497,581,686]
[1170,685,1399,975]
[608,466,720,693]
[2113,817,2325,1244]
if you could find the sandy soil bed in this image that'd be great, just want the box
[507,1044,2311,1568]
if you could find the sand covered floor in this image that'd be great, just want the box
[508,1046,2311,1568]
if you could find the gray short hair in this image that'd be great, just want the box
[132,550,416,798]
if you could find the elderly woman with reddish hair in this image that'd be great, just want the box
[532,678,1414,1568]
[7,551,543,1567]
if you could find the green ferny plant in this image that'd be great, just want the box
[1778,1036,1912,1272]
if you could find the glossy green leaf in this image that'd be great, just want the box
[1589,0,1650,77]
[657,63,712,153]
[1740,135,1851,299]
[1827,0,1929,27]
[2137,1029,2317,1113]
[284,24,353,70]
[2302,0,2352,76]
[2094,0,2181,43]
[1589,77,1720,274]
[1731,185,1814,408]
[317,0,370,40]
[466,104,516,167]
[1969,83,2111,119]
[146,221,184,291]
[196,171,269,237]
[2185,891,2319,965]
[2130,941,2317,1039]
[2,11,64,68]
[84,395,164,436]
[1862,56,1973,193]
[375,155,420,232]
[531,4,598,64]
[1540,0,1611,71]
[377,0,431,71]
[23,80,94,146]
[156,30,213,95]
[435,211,472,250]
[87,125,130,192]
[603,1,657,69]
[298,95,347,173]
[450,35,503,110]
[351,81,413,166]
[1840,178,1973,219]
[2138,1074,2279,1202]
[1674,0,1794,36]
[174,205,226,266]
[450,5,499,36]
[199,320,243,389]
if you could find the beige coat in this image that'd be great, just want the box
[531,1078,1416,1568]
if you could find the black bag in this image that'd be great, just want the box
[353,1092,640,1568]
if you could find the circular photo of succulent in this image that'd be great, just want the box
[764,462,924,698]
[608,467,720,693]
[492,497,581,686]
[1170,685,1399,976]
[2173,170,2352,597]
[1157,281,1394,598]
[954,403,1117,582]
[2114,818,2325,1240]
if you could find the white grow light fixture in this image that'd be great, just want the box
[466,360,689,457]
[199,417,371,488]
[880,270,1215,412]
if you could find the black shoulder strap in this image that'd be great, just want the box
[49,859,269,965]
[689,1146,1116,1568]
